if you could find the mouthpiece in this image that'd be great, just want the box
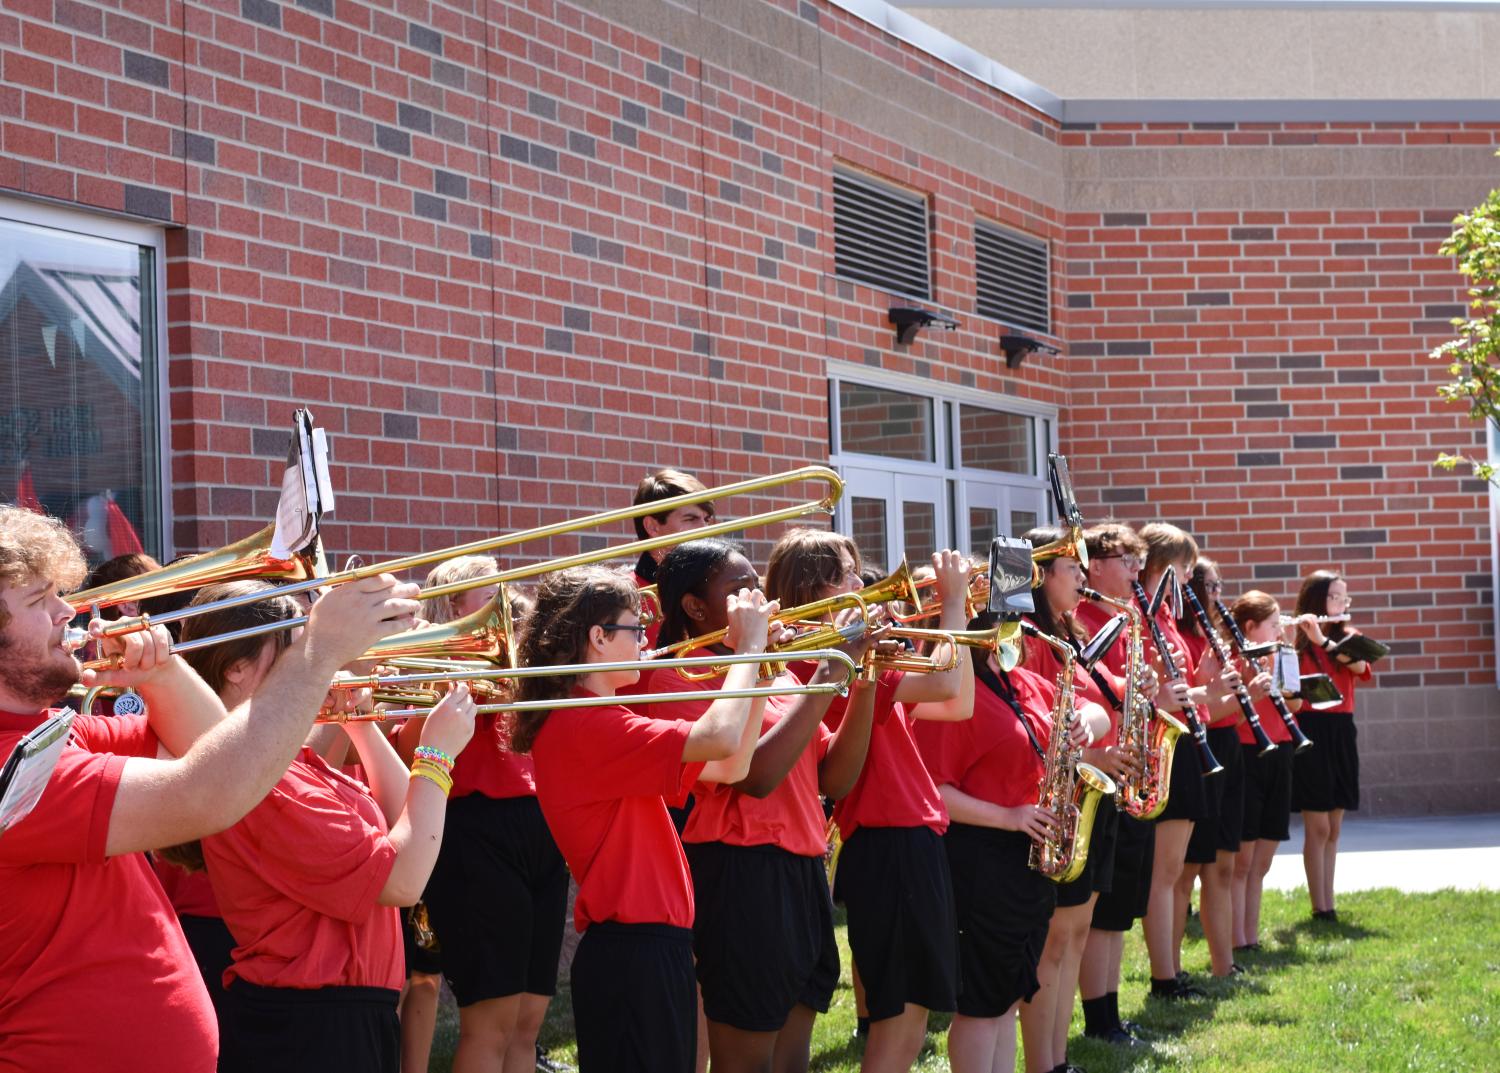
[63,626,89,652]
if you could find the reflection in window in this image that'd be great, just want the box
[960,405,1034,474]
[1011,510,1038,536]
[851,497,888,576]
[839,382,934,462]
[969,507,998,561]
[902,500,937,564]
[0,214,160,564]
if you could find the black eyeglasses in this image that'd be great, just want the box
[599,623,648,642]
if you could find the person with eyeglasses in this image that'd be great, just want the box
[642,538,880,1073]
[395,557,568,1073]
[1171,556,1253,984]
[510,566,777,1073]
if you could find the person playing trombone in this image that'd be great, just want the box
[0,506,421,1073]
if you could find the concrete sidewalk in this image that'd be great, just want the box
[1263,812,1500,894]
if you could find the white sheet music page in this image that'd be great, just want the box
[0,709,78,839]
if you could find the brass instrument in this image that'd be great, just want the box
[650,559,922,679]
[88,466,843,654]
[315,650,860,723]
[888,621,1023,672]
[1085,589,1185,820]
[1025,626,1115,884]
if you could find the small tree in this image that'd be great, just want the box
[1433,154,1500,487]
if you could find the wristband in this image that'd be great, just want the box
[413,745,455,772]
[410,759,454,796]
[1322,638,1335,651]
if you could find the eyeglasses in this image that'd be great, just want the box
[1093,555,1144,571]
[599,623,648,642]
[1206,580,1224,592]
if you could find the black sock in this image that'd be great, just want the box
[1107,990,1122,1029]
[1082,994,1112,1035]
[1151,976,1179,995]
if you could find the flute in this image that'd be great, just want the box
[1279,614,1350,627]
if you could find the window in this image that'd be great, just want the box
[829,364,1055,573]
[975,221,1051,335]
[832,168,931,300]
[0,201,167,565]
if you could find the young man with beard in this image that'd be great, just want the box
[0,506,421,1073]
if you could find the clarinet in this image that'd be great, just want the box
[1214,599,1314,753]
[1129,581,1223,776]
[1179,584,1275,756]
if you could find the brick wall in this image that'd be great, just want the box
[3,0,1498,809]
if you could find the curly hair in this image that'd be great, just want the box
[0,506,87,630]
[509,567,639,754]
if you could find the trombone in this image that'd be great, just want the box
[315,650,861,723]
[85,466,844,652]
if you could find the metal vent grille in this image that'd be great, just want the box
[833,169,930,299]
[975,223,1050,335]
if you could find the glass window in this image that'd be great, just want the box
[959,405,1034,474]
[838,382,935,462]
[851,497,888,576]
[0,212,162,564]
[969,506,998,561]
[902,500,937,564]
[1011,509,1039,536]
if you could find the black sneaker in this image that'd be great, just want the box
[1233,942,1261,955]
[1312,908,1339,923]
[1168,977,1208,999]
[1083,1027,1141,1047]
[1120,1018,1151,1040]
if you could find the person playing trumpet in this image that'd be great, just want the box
[0,506,421,1073]
[644,537,880,1073]
[766,531,974,1073]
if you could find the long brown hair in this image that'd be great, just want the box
[1023,525,1081,644]
[509,567,639,754]
[765,528,860,609]
[1294,570,1346,653]
[1139,522,1199,584]
[156,580,301,873]
[1178,556,1219,640]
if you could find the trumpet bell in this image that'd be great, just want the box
[69,524,317,613]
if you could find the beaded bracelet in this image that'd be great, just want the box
[410,759,454,796]
[413,745,456,773]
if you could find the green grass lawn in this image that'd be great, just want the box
[429,888,1499,1072]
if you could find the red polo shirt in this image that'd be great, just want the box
[1300,640,1373,715]
[450,712,536,799]
[201,748,402,991]
[532,690,703,931]
[0,710,216,1073]
[642,657,833,858]
[915,666,1054,808]
[1021,628,1120,747]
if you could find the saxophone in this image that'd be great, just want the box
[1086,590,1185,820]
[1025,627,1117,884]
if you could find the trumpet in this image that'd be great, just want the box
[86,466,843,654]
[887,621,1023,672]
[315,650,860,723]
[649,560,923,679]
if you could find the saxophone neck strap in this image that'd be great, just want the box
[982,665,1047,761]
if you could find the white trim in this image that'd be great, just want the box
[0,196,172,560]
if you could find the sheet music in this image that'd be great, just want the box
[0,709,78,838]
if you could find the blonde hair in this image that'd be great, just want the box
[422,555,499,623]
[0,506,87,628]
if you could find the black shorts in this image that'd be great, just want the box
[1091,813,1154,932]
[833,826,959,1021]
[944,824,1056,1017]
[402,903,442,977]
[177,913,235,1016]
[1056,796,1119,907]
[1157,731,1209,823]
[572,922,696,1073]
[219,980,399,1073]
[1243,742,1295,842]
[685,842,839,1032]
[423,794,569,1006]
[1292,711,1360,813]
[1186,727,1244,862]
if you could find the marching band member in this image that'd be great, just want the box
[0,506,419,1073]
[1227,591,1300,951]
[646,538,878,1073]
[1072,523,1164,1040]
[511,566,774,1073]
[1173,557,1247,980]
[165,582,477,1073]
[400,556,566,1073]
[765,530,973,1073]
[631,469,716,650]
[1291,571,1371,922]
[1019,527,1135,1073]
[914,616,1100,1073]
